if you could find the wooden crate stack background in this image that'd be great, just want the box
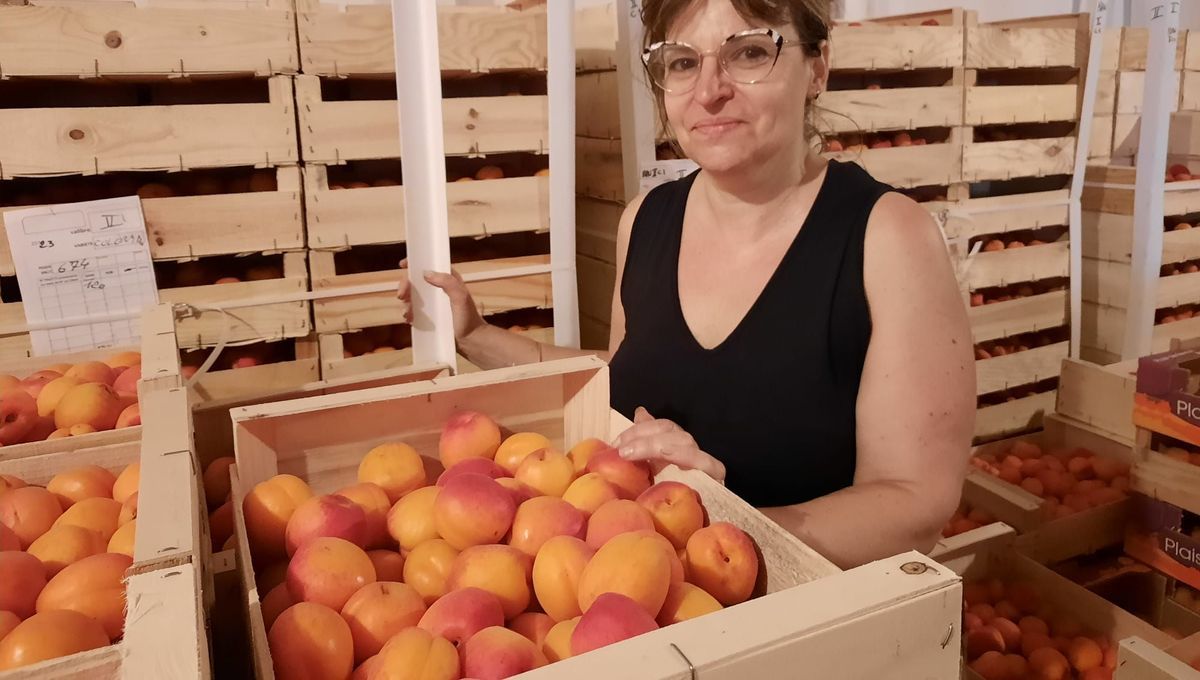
[1106,28,1190,163]
[0,0,312,390]
[295,0,555,379]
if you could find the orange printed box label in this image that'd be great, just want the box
[1135,348,1200,446]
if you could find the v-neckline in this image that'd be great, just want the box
[671,162,836,354]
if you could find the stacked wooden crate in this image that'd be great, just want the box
[1110,28,1189,162]
[1081,115,1200,362]
[1089,29,1122,163]
[1188,32,1200,113]
[295,0,555,379]
[0,0,309,379]
[575,3,623,350]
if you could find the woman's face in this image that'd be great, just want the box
[660,0,823,176]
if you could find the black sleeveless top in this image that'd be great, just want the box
[609,161,893,508]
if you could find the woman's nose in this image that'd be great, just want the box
[692,55,733,106]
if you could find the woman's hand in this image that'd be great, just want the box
[397,259,487,342]
[614,407,726,483]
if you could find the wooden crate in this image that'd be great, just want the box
[976,341,1069,397]
[295,74,548,164]
[1056,357,1137,445]
[574,136,624,203]
[575,71,621,140]
[0,0,296,78]
[0,76,297,178]
[975,389,1059,443]
[829,10,964,71]
[296,1,547,78]
[1117,636,1200,679]
[180,336,321,404]
[0,167,303,276]
[965,12,1088,70]
[962,132,1077,183]
[303,164,549,250]
[1130,424,1200,519]
[1117,70,1183,115]
[824,128,963,189]
[819,70,963,136]
[317,325,553,381]
[1185,71,1200,113]
[1190,31,1200,72]
[228,356,969,680]
[1120,28,1189,72]
[308,249,551,334]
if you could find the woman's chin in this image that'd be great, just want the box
[685,149,753,176]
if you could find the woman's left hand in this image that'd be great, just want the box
[614,407,727,483]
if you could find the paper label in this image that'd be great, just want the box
[638,159,699,194]
[2,196,158,355]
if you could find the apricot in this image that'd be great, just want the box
[571,592,659,656]
[462,625,547,678]
[0,611,17,642]
[637,481,706,549]
[258,560,290,593]
[438,411,502,468]
[0,486,63,548]
[53,383,124,431]
[285,494,368,557]
[497,477,539,505]
[1007,581,1041,615]
[203,457,235,509]
[568,438,614,474]
[509,496,586,557]
[209,500,234,552]
[967,626,1006,660]
[1019,615,1049,637]
[0,474,25,494]
[436,458,507,487]
[970,651,1009,680]
[340,581,427,664]
[683,522,759,606]
[0,610,109,670]
[374,626,460,680]
[27,525,106,577]
[1068,636,1103,672]
[19,371,61,400]
[543,616,579,662]
[0,525,16,551]
[658,581,722,626]
[475,165,506,180]
[562,473,621,518]
[268,602,354,680]
[418,586,505,647]
[404,539,459,605]
[37,552,131,640]
[531,535,593,622]
[578,530,672,617]
[1081,669,1113,680]
[1029,646,1070,679]
[357,443,426,504]
[46,465,115,509]
[446,544,532,620]
[112,463,139,505]
[433,473,515,550]
[386,485,440,551]
[36,376,82,418]
[244,474,314,560]
[585,498,655,549]
[993,600,1019,622]
[54,497,121,543]
[515,449,576,498]
[261,582,294,632]
[511,611,555,648]
[108,520,136,557]
[118,492,138,526]
[0,551,47,618]
[586,449,653,499]
[495,432,553,474]
[287,537,376,611]
[107,350,141,369]
[968,603,996,623]
[64,361,115,386]
[366,550,405,582]
[992,616,1021,651]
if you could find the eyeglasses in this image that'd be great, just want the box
[642,28,805,94]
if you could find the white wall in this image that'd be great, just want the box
[840,0,1199,28]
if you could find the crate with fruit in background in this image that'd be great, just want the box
[1110,27,1190,161]
[1082,149,1200,363]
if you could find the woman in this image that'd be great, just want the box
[400,0,975,569]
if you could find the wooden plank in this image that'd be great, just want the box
[962,137,1077,183]
[576,70,621,139]
[135,386,202,573]
[1133,448,1200,518]
[297,5,547,77]
[187,356,321,404]
[1116,637,1200,680]
[969,290,1069,344]
[829,25,964,70]
[966,26,1081,69]
[575,3,617,73]
[0,4,297,77]
[964,240,1070,292]
[304,167,549,249]
[296,75,548,163]
[976,341,1068,396]
[1117,70,1183,115]
[1189,31,1200,71]
[818,86,963,134]
[965,84,1079,125]
[0,77,296,178]
[1157,269,1200,309]
[1171,112,1200,156]
[1101,29,1122,73]
[1113,113,1143,158]
[122,564,211,680]
[575,135,624,202]
[575,195,622,266]
[0,646,121,679]
[1096,70,1118,115]
[577,254,615,335]
[1057,358,1136,444]
[975,390,1056,441]
[937,190,1070,241]
[1121,28,1188,71]
[825,137,962,189]
[1185,71,1200,113]
[311,254,552,333]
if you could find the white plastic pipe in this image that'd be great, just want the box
[391,0,457,369]
[548,0,582,349]
[1124,2,1181,359]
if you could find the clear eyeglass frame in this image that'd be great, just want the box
[641,27,803,94]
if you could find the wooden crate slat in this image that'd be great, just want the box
[0,645,122,679]
[975,389,1056,441]
[826,139,962,189]
[0,77,296,178]
[187,356,322,412]
[1089,114,1114,161]
[965,84,1080,126]
[575,135,624,203]
[1185,71,1200,113]
[969,290,1069,344]
[817,86,963,134]
[576,70,621,139]
[1157,269,1200,308]
[1132,449,1200,517]
[304,168,549,249]
[575,195,621,266]
[121,564,210,680]
[297,5,547,77]
[311,254,552,333]
[966,26,1082,69]
[0,5,297,78]
[1113,113,1142,158]
[1096,70,1118,116]
[962,137,1076,183]
[828,25,964,70]
[976,341,1068,396]
[1117,70,1183,115]
[296,76,548,162]
[1117,637,1200,680]
[1121,27,1188,71]
[937,190,1070,241]
[964,240,1070,291]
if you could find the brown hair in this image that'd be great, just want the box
[639,0,832,152]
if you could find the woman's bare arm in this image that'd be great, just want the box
[761,193,975,569]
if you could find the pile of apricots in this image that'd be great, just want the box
[971,441,1130,521]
